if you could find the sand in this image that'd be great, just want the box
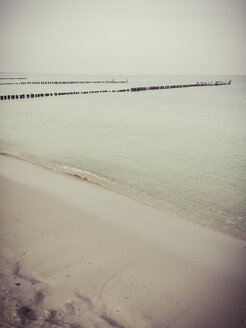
[0,154,246,328]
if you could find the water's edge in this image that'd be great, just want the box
[1,150,245,241]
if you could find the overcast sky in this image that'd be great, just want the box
[0,0,245,75]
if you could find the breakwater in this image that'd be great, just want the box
[0,80,231,101]
[0,79,128,86]
[0,77,27,80]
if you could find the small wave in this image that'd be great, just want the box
[0,150,113,190]
[0,150,162,208]
[54,163,113,189]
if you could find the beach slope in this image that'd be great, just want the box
[0,155,245,328]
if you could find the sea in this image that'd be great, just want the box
[0,73,246,240]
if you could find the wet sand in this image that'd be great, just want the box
[0,154,246,328]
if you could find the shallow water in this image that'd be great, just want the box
[1,73,246,239]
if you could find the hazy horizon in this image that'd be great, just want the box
[0,72,246,76]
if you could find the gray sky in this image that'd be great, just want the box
[0,0,245,75]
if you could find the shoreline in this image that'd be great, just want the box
[1,151,245,242]
[0,154,246,327]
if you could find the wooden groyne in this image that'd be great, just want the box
[0,79,128,86]
[0,80,231,101]
[0,77,27,80]
[130,80,231,92]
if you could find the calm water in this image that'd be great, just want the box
[1,74,246,239]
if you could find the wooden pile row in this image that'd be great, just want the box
[0,81,231,101]
[0,79,128,86]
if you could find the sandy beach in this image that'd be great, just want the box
[0,154,246,328]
